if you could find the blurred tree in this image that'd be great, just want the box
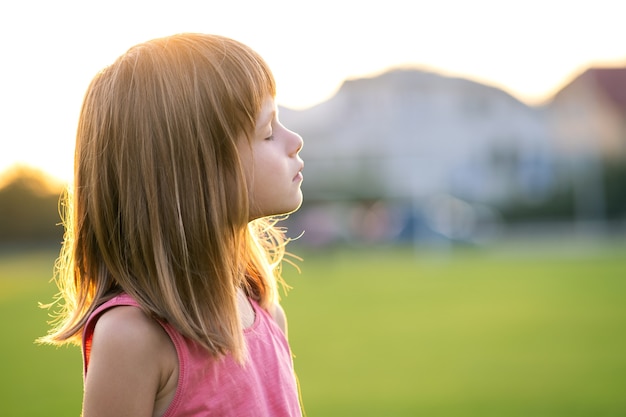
[0,165,64,244]
[498,184,576,223]
[603,160,626,220]
[497,157,625,224]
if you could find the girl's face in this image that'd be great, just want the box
[238,96,304,220]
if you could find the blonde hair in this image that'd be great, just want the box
[40,33,291,362]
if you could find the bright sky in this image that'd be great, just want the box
[1,0,624,185]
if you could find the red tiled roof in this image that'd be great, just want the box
[588,68,626,113]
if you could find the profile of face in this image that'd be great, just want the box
[238,96,304,220]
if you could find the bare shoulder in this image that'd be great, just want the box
[84,306,177,417]
[93,305,168,349]
[270,302,289,338]
[90,305,176,368]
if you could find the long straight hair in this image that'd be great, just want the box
[39,33,289,362]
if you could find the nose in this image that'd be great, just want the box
[289,129,303,156]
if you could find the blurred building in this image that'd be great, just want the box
[548,67,626,160]
[546,68,626,225]
[283,69,554,206]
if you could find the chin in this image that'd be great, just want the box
[249,190,304,220]
[252,202,302,221]
[283,195,303,215]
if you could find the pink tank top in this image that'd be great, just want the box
[83,294,302,416]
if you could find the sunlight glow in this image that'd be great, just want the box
[1,0,624,184]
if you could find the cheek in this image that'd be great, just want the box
[244,162,269,203]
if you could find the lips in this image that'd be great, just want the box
[293,164,304,182]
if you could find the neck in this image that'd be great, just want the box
[237,288,255,329]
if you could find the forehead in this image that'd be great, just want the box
[256,96,276,127]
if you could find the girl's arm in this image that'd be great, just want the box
[82,306,177,417]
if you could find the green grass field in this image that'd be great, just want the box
[2,239,625,416]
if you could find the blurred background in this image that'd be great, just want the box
[280,65,626,247]
[1,0,624,416]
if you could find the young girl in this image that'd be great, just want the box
[39,33,305,417]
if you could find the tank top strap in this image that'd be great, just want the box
[82,294,140,375]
